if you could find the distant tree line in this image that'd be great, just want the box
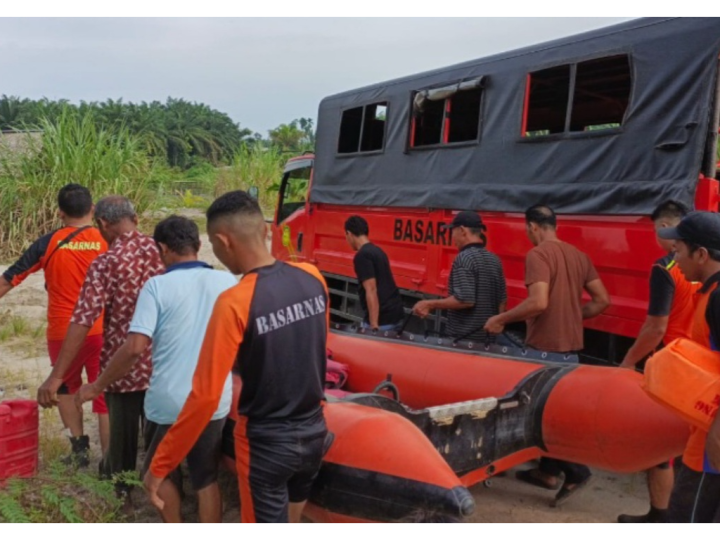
[0,95,315,168]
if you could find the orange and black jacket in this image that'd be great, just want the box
[150,260,329,478]
[684,271,720,472]
[2,227,107,341]
[648,255,700,345]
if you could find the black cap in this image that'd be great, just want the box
[442,211,484,230]
[658,211,720,251]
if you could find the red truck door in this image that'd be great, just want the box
[271,157,313,263]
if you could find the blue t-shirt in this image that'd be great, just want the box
[129,261,237,424]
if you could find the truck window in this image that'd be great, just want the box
[277,166,311,224]
[411,78,484,148]
[338,102,388,154]
[524,54,631,137]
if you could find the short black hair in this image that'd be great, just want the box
[206,190,263,225]
[345,215,369,237]
[685,241,720,263]
[651,200,688,222]
[58,184,92,218]
[525,204,557,229]
[153,216,201,255]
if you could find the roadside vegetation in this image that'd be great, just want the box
[0,96,309,260]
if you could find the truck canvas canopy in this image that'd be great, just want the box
[310,18,720,215]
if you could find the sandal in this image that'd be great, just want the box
[551,475,592,507]
[515,469,559,490]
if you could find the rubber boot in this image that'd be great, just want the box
[61,435,90,469]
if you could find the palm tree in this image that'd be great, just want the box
[0,95,29,130]
[0,95,254,168]
[297,117,316,148]
[269,122,308,153]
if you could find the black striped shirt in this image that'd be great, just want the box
[446,244,507,342]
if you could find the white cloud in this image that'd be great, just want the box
[0,18,632,133]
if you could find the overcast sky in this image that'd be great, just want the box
[0,18,633,135]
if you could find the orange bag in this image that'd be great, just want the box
[642,338,720,431]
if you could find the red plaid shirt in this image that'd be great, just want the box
[71,229,164,393]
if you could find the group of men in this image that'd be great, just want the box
[344,202,720,523]
[3,185,330,523]
[345,207,608,508]
[2,182,720,522]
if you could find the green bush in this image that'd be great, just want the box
[216,144,285,216]
[0,464,142,523]
[0,108,170,258]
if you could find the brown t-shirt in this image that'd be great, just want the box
[524,240,599,353]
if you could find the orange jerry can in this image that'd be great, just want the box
[0,400,39,482]
[643,338,720,431]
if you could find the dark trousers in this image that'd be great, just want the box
[101,390,145,495]
[667,463,720,522]
[539,457,591,484]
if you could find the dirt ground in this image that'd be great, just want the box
[0,235,652,523]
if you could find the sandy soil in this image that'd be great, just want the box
[0,234,652,523]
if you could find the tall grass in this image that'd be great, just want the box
[216,144,285,216]
[0,111,291,259]
[0,108,169,258]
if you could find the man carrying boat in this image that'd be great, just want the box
[145,190,330,523]
[484,204,610,507]
[413,211,507,343]
[617,201,699,523]
[658,211,720,522]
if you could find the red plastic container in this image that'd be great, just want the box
[0,400,39,482]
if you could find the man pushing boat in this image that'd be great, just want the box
[484,204,610,507]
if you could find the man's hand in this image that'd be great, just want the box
[75,382,101,410]
[143,470,165,511]
[37,377,63,408]
[412,300,433,318]
[618,359,636,370]
[707,414,720,472]
[484,315,505,335]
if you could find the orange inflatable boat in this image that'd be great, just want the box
[328,327,689,474]
[304,400,476,523]
[224,326,690,522]
[223,375,476,522]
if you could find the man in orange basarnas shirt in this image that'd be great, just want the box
[658,211,720,522]
[617,201,700,523]
[0,184,108,468]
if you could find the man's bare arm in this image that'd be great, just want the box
[76,333,150,407]
[582,278,611,319]
[619,315,668,369]
[0,276,13,301]
[362,278,381,328]
[37,323,91,407]
[413,296,474,318]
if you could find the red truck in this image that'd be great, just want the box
[269,18,720,363]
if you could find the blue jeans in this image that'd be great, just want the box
[361,321,402,332]
[494,334,517,347]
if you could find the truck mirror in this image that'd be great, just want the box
[248,186,259,200]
